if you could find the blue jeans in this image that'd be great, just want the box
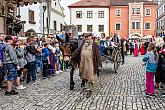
[6,64,17,81]
[99,45,105,56]
[0,66,3,80]
[36,57,43,72]
[27,61,36,83]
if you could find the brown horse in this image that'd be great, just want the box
[68,38,86,90]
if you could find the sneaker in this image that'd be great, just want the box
[59,70,63,73]
[51,74,55,76]
[5,90,18,96]
[16,85,26,90]
[43,77,48,79]
[145,93,150,97]
[86,90,92,98]
[150,94,155,97]
[162,93,165,96]
[56,71,60,74]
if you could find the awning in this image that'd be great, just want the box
[129,36,141,39]
[143,35,152,39]
[5,0,43,6]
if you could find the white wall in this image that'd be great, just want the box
[50,11,64,33]
[60,0,80,25]
[49,0,65,34]
[20,3,42,34]
[0,18,4,34]
[70,8,109,37]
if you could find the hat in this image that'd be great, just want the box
[12,36,18,41]
[5,36,12,41]
[47,45,54,51]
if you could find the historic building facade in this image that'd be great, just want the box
[20,0,65,37]
[0,0,42,35]
[110,0,157,39]
[69,0,110,37]
[69,0,157,39]
[156,1,165,37]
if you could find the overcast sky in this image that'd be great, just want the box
[60,0,80,24]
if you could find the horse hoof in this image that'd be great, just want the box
[70,84,74,90]
[81,80,85,88]
[81,84,85,88]
[70,82,75,90]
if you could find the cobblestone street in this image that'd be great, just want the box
[0,56,165,110]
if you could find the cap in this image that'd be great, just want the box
[12,36,18,40]
[5,36,12,41]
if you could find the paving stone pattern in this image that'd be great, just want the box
[0,56,165,110]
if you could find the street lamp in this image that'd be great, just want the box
[43,2,47,37]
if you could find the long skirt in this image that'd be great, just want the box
[141,45,146,55]
[134,47,139,57]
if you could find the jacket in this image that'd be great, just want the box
[25,45,36,63]
[71,41,102,74]
[157,51,165,72]
[142,51,159,73]
[16,47,26,68]
[5,44,18,65]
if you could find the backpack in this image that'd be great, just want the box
[0,43,6,64]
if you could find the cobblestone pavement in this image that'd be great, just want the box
[0,55,165,110]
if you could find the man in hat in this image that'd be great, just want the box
[4,36,20,95]
[71,34,102,98]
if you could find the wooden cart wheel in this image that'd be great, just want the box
[114,52,118,73]
[114,51,122,73]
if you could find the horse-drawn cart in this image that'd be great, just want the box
[101,44,123,73]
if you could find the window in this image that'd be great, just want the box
[76,11,82,18]
[77,25,82,32]
[87,11,93,18]
[115,23,121,30]
[145,9,151,16]
[54,21,56,31]
[132,8,136,14]
[132,22,140,29]
[136,22,140,29]
[132,8,140,14]
[115,9,121,16]
[87,25,93,32]
[145,23,151,29]
[98,25,104,32]
[60,23,63,31]
[136,8,140,14]
[29,10,35,24]
[98,11,104,18]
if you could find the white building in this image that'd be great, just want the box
[19,0,65,37]
[0,0,42,36]
[20,3,43,37]
[156,1,165,37]
[68,0,110,37]
[49,0,65,34]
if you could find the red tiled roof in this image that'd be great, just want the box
[68,0,110,8]
[110,0,157,6]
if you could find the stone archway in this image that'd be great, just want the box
[129,33,142,39]
[25,29,37,37]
